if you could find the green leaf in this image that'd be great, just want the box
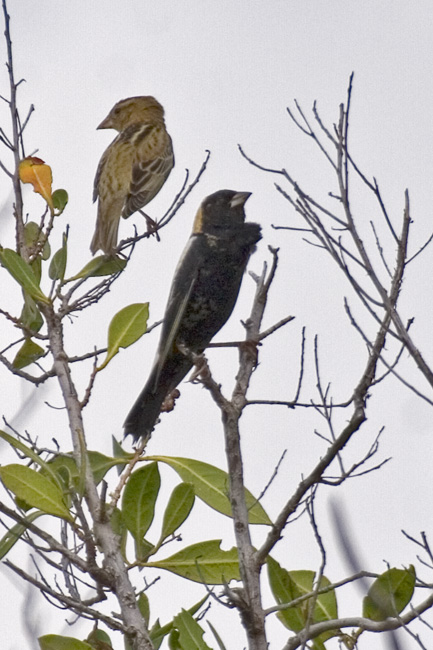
[12,337,45,369]
[98,303,149,370]
[149,620,164,649]
[52,189,69,213]
[47,451,121,487]
[206,622,227,650]
[145,539,240,584]
[0,510,43,559]
[20,292,44,332]
[39,635,92,650]
[86,629,113,649]
[87,451,120,484]
[122,462,160,556]
[267,556,304,631]
[363,566,416,621]
[267,557,339,645]
[24,222,50,259]
[0,464,71,520]
[109,506,126,536]
[150,596,209,647]
[140,538,156,561]
[112,435,132,474]
[0,248,50,304]
[168,630,181,650]
[49,236,68,281]
[69,255,127,280]
[0,430,64,489]
[31,254,42,281]
[161,483,195,540]
[24,221,41,247]
[45,455,78,491]
[138,592,150,627]
[173,610,212,650]
[149,456,271,525]
[41,241,51,261]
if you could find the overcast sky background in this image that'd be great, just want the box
[1,1,433,649]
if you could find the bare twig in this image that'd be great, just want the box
[1,0,25,255]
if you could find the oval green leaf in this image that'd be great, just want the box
[0,510,43,559]
[39,635,92,650]
[0,464,71,520]
[86,629,112,648]
[173,610,212,650]
[12,338,45,369]
[149,595,209,647]
[267,557,338,639]
[0,430,63,489]
[149,456,271,525]
[145,540,240,584]
[52,189,69,213]
[69,255,127,280]
[137,592,150,627]
[363,566,416,621]
[24,221,41,247]
[20,292,44,332]
[122,462,160,545]
[161,482,195,540]
[24,222,50,260]
[49,245,67,281]
[47,451,122,487]
[30,255,42,282]
[0,248,50,304]
[98,303,149,370]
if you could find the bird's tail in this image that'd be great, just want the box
[123,387,165,443]
[90,212,120,255]
[123,354,193,442]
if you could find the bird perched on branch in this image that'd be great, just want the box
[124,189,262,442]
[91,96,174,255]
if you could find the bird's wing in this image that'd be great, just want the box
[93,144,112,203]
[123,128,174,217]
[151,237,201,392]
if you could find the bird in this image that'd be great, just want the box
[124,189,262,441]
[91,96,174,255]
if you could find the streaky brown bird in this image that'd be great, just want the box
[91,96,174,255]
[124,189,262,442]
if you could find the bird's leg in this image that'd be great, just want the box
[176,343,209,383]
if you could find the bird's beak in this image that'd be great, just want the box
[230,191,252,208]
[97,115,113,130]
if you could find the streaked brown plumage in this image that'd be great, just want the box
[91,96,174,255]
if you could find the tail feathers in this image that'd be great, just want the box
[90,211,121,255]
[123,355,193,442]
[123,388,164,442]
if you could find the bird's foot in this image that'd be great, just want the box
[138,210,161,241]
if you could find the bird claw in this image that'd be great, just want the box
[139,210,161,241]
[189,354,210,383]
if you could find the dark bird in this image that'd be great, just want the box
[124,189,262,441]
[91,96,174,255]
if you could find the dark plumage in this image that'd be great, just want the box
[124,189,262,441]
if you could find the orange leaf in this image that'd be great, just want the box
[19,157,54,213]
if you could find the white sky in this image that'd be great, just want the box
[1,1,433,649]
